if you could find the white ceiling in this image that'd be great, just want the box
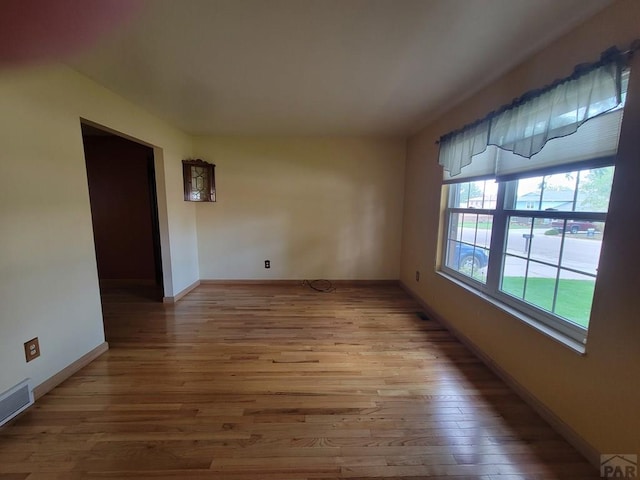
[69,0,612,136]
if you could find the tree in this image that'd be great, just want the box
[579,167,614,211]
[539,173,574,192]
[458,182,483,206]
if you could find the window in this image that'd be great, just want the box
[438,53,631,345]
[443,165,614,343]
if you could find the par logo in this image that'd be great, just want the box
[601,454,637,478]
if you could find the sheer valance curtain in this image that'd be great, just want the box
[438,46,636,182]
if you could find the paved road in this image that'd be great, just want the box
[454,226,602,279]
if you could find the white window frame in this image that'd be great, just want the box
[441,157,615,345]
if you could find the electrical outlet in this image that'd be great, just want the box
[265,260,271,269]
[415,270,420,282]
[24,337,40,362]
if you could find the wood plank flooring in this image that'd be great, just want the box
[0,283,600,479]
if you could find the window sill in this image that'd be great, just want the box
[435,270,587,355]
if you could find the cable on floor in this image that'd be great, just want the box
[301,279,335,293]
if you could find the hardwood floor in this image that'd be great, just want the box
[0,283,599,479]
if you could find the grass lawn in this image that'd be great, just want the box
[501,277,595,328]
[462,221,530,230]
[462,221,493,230]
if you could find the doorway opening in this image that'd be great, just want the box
[81,123,164,303]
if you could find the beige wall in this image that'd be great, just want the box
[401,0,640,457]
[0,65,197,395]
[194,136,405,280]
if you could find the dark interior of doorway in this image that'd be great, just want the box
[82,123,163,302]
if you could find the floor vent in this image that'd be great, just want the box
[0,379,33,427]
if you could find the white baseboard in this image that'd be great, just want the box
[163,279,201,303]
[399,281,600,468]
[33,342,109,400]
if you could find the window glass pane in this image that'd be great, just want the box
[475,215,492,249]
[454,183,471,208]
[461,212,478,242]
[512,176,541,210]
[478,180,498,210]
[507,165,614,213]
[556,271,596,328]
[501,255,527,299]
[448,212,464,242]
[523,262,558,313]
[510,172,578,211]
[505,217,533,256]
[529,221,562,265]
[540,172,577,212]
[575,166,615,212]
[451,180,498,209]
[449,212,493,247]
[445,241,489,283]
[445,213,491,284]
[558,220,605,276]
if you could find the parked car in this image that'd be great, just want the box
[450,243,489,272]
[550,220,598,234]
